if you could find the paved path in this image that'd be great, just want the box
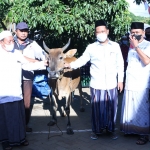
[0,88,150,150]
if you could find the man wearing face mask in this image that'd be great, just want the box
[0,31,47,150]
[120,22,150,145]
[64,20,124,140]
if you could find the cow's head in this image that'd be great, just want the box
[43,39,77,79]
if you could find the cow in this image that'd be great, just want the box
[43,39,84,134]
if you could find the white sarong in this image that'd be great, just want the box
[120,89,150,135]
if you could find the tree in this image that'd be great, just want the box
[0,0,12,31]
[134,0,150,4]
[129,12,150,24]
[4,0,130,55]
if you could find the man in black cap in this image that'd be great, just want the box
[120,22,150,145]
[65,20,124,140]
[14,22,46,132]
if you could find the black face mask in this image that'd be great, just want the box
[145,34,150,38]
[132,34,142,41]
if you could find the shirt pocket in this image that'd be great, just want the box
[109,51,116,63]
[128,51,140,63]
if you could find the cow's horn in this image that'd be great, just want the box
[62,38,71,52]
[43,41,50,53]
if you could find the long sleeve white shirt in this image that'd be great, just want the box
[21,41,46,80]
[125,39,150,91]
[70,40,124,90]
[23,41,46,60]
[0,47,46,104]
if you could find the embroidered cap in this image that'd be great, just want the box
[0,31,12,40]
[131,22,144,30]
[16,22,29,30]
[95,20,107,28]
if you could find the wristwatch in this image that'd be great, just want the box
[135,46,139,50]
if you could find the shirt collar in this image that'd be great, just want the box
[96,39,112,45]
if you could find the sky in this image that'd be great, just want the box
[126,0,150,17]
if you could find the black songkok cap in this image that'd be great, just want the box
[131,22,144,30]
[95,20,107,28]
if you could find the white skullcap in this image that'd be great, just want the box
[0,30,12,40]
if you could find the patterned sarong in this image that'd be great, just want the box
[90,87,118,133]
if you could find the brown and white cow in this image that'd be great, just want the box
[43,39,84,134]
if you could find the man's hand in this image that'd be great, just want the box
[129,34,139,48]
[117,82,123,93]
[43,60,48,66]
[64,63,71,68]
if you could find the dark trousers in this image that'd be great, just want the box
[23,80,33,125]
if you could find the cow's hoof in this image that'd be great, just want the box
[47,121,56,126]
[66,127,74,135]
[61,113,66,117]
[80,107,85,112]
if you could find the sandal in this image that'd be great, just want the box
[136,136,149,145]
[111,132,118,140]
[2,142,12,150]
[90,132,98,140]
[26,127,32,132]
[21,140,29,146]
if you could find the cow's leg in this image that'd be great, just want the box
[78,81,85,112]
[65,94,74,135]
[47,94,58,126]
[60,105,66,117]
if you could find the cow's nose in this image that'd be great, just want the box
[50,71,56,76]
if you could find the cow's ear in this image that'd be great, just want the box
[64,49,77,58]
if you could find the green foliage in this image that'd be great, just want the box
[129,12,150,24]
[3,0,130,55]
[0,0,12,29]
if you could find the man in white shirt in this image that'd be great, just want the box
[120,22,150,145]
[0,31,47,150]
[65,20,124,140]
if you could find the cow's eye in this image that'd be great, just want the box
[60,57,63,60]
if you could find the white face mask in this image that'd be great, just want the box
[96,33,108,42]
[5,44,14,52]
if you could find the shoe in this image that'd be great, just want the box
[136,136,149,145]
[111,132,118,140]
[21,140,29,146]
[91,133,98,140]
[26,127,32,132]
[2,142,12,150]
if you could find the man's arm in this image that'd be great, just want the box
[16,51,47,71]
[130,35,150,65]
[116,44,124,93]
[69,45,91,69]
[24,56,39,62]
[135,47,150,65]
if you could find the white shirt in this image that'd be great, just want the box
[125,39,150,91]
[22,41,46,80]
[23,41,46,60]
[70,40,124,90]
[0,46,46,104]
